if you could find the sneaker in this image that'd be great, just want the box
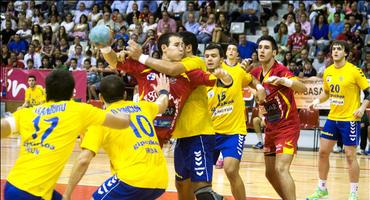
[333,145,343,153]
[215,159,224,169]
[253,142,263,149]
[357,149,368,155]
[348,192,359,200]
[306,187,329,200]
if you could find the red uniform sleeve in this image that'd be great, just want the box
[186,69,217,87]
[278,64,294,78]
[116,59,147,74]
[250,67,261,80]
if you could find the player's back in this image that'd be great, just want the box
[172,56,215,138]
[7,100,106,199]
[88,100,168,189]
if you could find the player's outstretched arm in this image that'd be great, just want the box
[102,112,130,129]
[100,46,119,69]
[212,68,233,87]
[152,73,170,114]
[266,76,307,93]
[249,77,267,104]
[62,149,95,200]
[126,40,186,76]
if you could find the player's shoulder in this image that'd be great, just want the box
[250,66,262,76]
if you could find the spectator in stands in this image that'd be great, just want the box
[275,22,289,50]
[67,44,85,69]
[308,14,330,52]
[228,0,244,22]
[283,3,296,22]
[1,46,10,67]
[299,61,317,78]
[252,108,265,149]
[1,13,17,30]
[88,4,102,27]
[237,0,259,35]
[199,4,215,23]
[261,26,269,37]
[238,34,257,59]
[57,37,70,59]
[97,12,114,30]
[250,51,260,68]
[288,61,300,76]
[345,2,364,26]
[74,2,89,24]
[31,24,43,44]
[283,51,293,66]
[296,48,312,68]
[336,23,353,41]
[300,12,311,36]
[83,50,97,67]
[41,38,54,58]
[309,0,327,23]
[111,0,128,14]
[56,26,68,44]
[113,13,128,33]
[329,12,344,40]
[26,59,34,69]
[182,2,199,25]
[143,14,157,33]
[347,14,361,33]
[128,15,141,33]
[285,13,296,36]
[48,15,60,34]
[157,10,176,36]
[212,12,230,43]
[52,48,68,66]
[24,44,42,69]
[197,12,216,44]
[168,0,186,21]
[134,25,147,45]
[43,26,55,45]
[54,57,68,71]
[8,34,28,54]
[61,13,75,36]
[142,29,157,56]
[68,58,79,71]
[287,23,308,56]
[151,50,161,59]
[16,21,32,43]
[312,51,326,74]
[6,52,25,68]
[40,56,53,69]
[1,20,16,45]
[184,13,199,35]
[294,2,306,22]
[126,2,140,25]
[139,5,152,23]
[328,3,345,23]
[72,14,89,41]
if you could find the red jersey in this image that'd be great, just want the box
[117,59,217,143]
[250,62,299,129]
[287,32,307,52]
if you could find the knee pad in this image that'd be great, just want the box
[194,186,224,200]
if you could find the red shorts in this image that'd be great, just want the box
[263,126,300,155]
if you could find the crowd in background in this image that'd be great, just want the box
[1,0,369,100]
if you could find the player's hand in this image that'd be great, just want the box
[152,73,170,96]
[265,76,283,85]
[353,108,365,119]
[256,87,266,104]
[126,40,143,61]
[212,68,228,79]
[308,99,320,110]
[258,105,267,115]
[240,58,253,72]
[117,50,127,62]
[62,194,71,200]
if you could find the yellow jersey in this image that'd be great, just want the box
[7,101,107,200]
[25,85,46,106]
[323,61,369,121]
[207,62,252,134]
[172,56,215,138]
[81,100,168,189]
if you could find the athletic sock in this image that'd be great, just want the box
[350,182,358,194]
[318,179,327,190]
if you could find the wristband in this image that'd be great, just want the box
[100,46,112,54]
[139,54,149,65]
[281,77,293,87]
[256,83,264,90]
[159,89,169,96]
[312,98,320,105]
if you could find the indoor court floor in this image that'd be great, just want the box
[1,137,369,200]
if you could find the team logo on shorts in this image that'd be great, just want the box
[147,73,156,80]
[349,121,356,141]
[194,151,204,176]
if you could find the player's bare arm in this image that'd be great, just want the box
[212,68,233,86]
[103,112,130,129]
[309,89,330,110]
[265,76,307,93]
[126,40,186,76]
[249,78,267,104]
[354,87,370,119]
[63,149,95,200]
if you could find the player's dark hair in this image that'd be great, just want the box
[157,32,181,57]
[257,35,278,51]
[28,75,36,80]
[100,75,125,104]
[330,40,350,56]
[45,70,75,102]
[205,43,225,58]
[179,31,198,55]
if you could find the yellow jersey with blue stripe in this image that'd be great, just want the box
[25,85,46,106]
[323,61,369,121]
[7,101,107,200]
[207,62,252,134]
[81,100,168,189]
[172,56,215,138]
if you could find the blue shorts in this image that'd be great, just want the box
[214,134,246,162]
[4,181,62,200]
[174,135,215,182]
[321,120,361,146]
[92,175,165,200]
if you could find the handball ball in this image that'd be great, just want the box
[89,25,111,46]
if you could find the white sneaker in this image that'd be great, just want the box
[333,145,343,153]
